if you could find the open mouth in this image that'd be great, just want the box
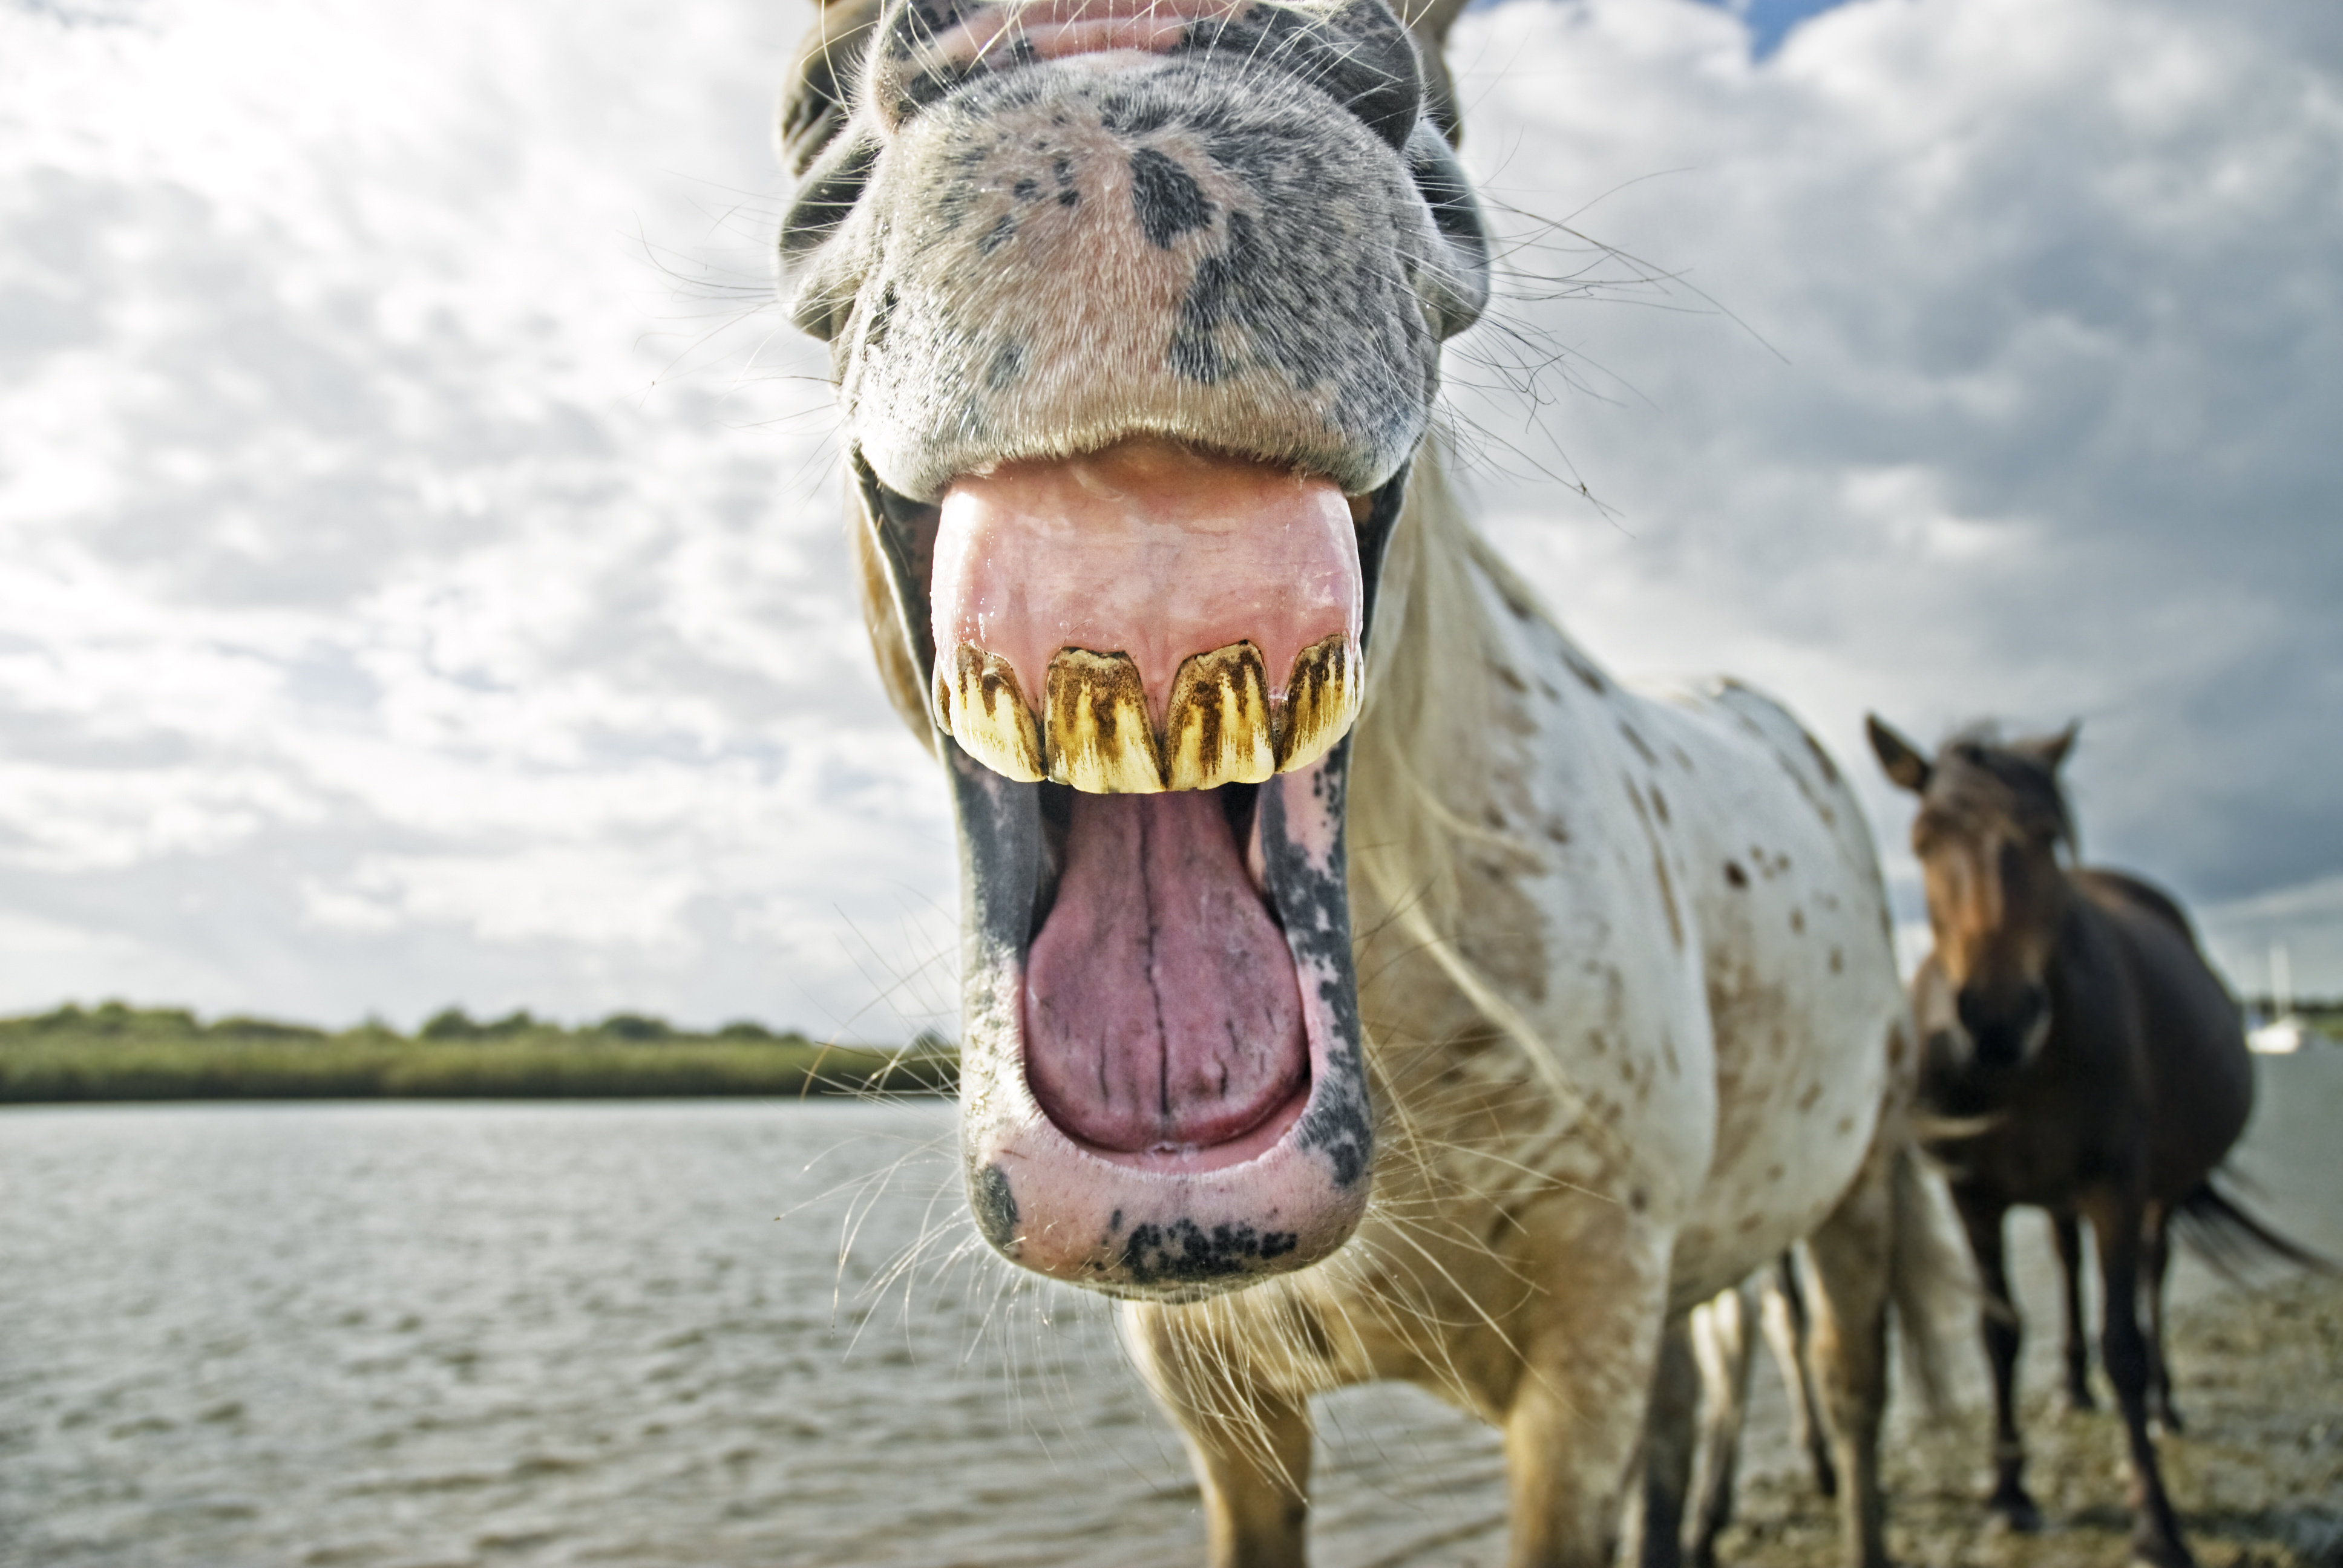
[1025,780,1312,1167]
[863,436,1397,1296]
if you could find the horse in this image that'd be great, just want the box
[1865,716,2322,1568]
[773,2,1948,1560]
[1682,1257,1842,1568]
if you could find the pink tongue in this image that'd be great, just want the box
[1024,791,1306,1152]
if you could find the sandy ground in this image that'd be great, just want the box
[1705,1272,2343,1568]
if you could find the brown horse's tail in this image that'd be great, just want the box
[1887,1135,1972,1420]
[2172,1176,2336,1281]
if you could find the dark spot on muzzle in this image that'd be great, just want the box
[1120,1217,1301,1286]
[972,1161,1020,1251]
[1130,146,1213,248]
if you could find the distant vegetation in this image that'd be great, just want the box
[0,1002,955,1103]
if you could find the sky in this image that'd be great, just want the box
[1,0,2337,1036]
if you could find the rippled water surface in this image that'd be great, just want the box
[5,1056,2338,1567]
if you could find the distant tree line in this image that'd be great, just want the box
[0,1002,955,1102]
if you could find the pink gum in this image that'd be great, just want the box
[931,439,1363,729]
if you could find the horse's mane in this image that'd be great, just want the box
[1348,441,1581,1099]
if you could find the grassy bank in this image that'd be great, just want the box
[0,1003,955,1103]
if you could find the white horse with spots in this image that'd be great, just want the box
[775,0,1943,1562]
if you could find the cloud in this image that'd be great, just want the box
[1,0,2338,1030]
[1447,0,2343,978]
[0,0,955,1032]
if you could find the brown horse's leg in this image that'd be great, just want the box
[1633,1315,1703,1568]
[2053,1210,2096,1411]
[1954,1189,2040,1531]
[1125,1304,1311,1568]
[2082,1190,2196,1568]
[2141,1204,2183,1433]
[1804,1158,1895,1568]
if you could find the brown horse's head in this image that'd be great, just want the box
[1869,715,2080,1073]
[777,0,1492,1297]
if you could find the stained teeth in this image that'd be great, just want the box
[1274,633,1360,773]
[1164,641,1275,791]
[1044,648,1165,794]
[934,634,1362,791]
[936,644,1046,783]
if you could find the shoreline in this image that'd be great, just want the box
[0,1003,955,1102]
[1712,1273,2343,1568]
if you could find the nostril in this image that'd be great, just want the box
[1955,987,1988,1038]
[2014,984,2049,1040]
[1955,984,2042,1069]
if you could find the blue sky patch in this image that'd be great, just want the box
[1709,0,1860,57]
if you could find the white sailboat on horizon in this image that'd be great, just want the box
[2246,943,2316,1054]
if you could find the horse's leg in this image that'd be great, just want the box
[1631,1315,1703,1568]
[2052,1210,2096,1411]
[1953,1189,2039,1531]
[1504,1224,1676,1568]
[2141,1204,2183,1433]
[2082,1188,2195,1568]
[1760,1253,1838,1500]
[1802,1155,1895,1568]
[1687,1281,1762,1568]
[1124,1303,1312,1568]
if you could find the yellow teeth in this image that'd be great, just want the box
[1274,633,1360,773]
[934,644,1046,783]
[934,635,1362,792]
[1164,641,1276,791]
[1044,648,1165,794]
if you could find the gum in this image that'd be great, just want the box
[929,437,1362,731]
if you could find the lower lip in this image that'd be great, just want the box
[1049,1074,1313,1174]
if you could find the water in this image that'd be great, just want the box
[4,1054,2338,1568]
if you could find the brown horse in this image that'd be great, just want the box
[1867,716,2316,1568]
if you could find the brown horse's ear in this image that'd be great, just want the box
[2027,720,2081,773]
[1397,0,1472,144]
[1867,714,1933,794]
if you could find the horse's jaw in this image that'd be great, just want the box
[948,745,1373,1300]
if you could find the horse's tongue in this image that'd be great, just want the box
[1024,791,1306,1152]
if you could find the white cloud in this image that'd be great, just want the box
[0,0,949,1031]
[1451,0,2343,981]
